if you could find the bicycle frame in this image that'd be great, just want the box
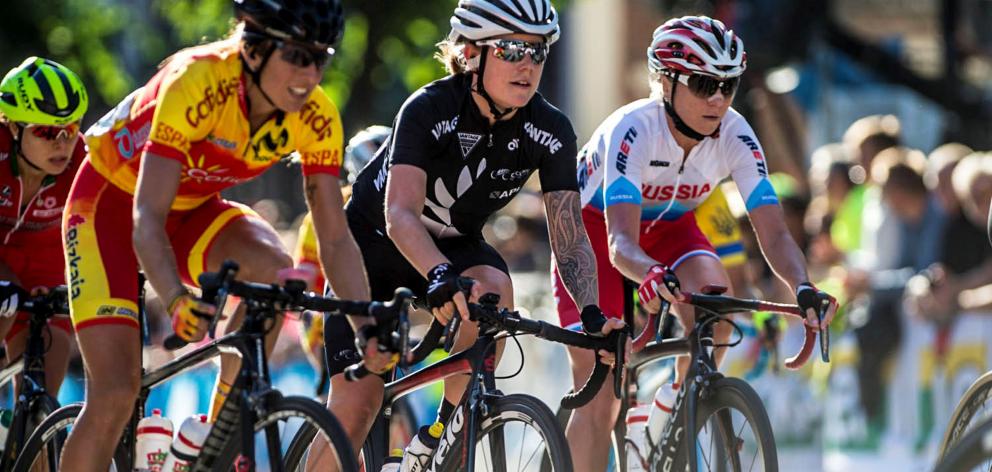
[381,326,501,472]
[0,309,56,468]
[109,294,281,471]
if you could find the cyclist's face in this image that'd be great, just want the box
[9,122,78,175]
[469,33,546,110]
[253,41,327,113]
[664,75,733,137]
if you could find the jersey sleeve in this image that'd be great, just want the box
[388,90,439,170]
[295,89,344,177]
[537,113,579,193]
[143,59,220,163]
[723,119,778,212]
[602,115,649,207]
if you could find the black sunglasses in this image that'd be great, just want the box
[275,40,335,69]
[476,39,549,65]
[669,72,740,98]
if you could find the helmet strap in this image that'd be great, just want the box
[13,125,45,172]
[662,72,720,141]
[472,47,513,122]
[241,44,280,113]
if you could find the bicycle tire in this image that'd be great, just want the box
[939,370,992,458]
[660,377,777,472]
[933,416,992,472]
[438,394,572,472]
[12,402,130,472]
[1,394,60,470]
[540,405,625,472]
[284,395,419,471]
[209,395,358,472]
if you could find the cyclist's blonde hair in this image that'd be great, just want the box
[435,38,471,75]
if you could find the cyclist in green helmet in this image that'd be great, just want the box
[0,56,88,395]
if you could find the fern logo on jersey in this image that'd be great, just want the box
[423,158,487,234]
[457,132,482,159]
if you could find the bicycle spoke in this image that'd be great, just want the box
[521,435,545,471]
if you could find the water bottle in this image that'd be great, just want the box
[379,448,405,472]
[624,403,651,471]
[134,408,174,472]
[400,421,444,472]
[645,382,678,445]
[161,414,211,472]
[0,409,12,455]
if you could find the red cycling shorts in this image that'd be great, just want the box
[64,161,259,331]
[0,241,72,340]
[553,207,718,330]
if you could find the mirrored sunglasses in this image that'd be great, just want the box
[476,39,549,65]
[670,72,740,98]
[23,122,80,141]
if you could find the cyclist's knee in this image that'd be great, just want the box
[462,266,513,307]
[241,248,294,283]
[86,373,141,415]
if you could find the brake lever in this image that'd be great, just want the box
[612,329,628,399]
[818,301,830,363]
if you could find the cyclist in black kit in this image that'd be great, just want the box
[324,0,625,461]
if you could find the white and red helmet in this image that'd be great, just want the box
[647,15,746,79]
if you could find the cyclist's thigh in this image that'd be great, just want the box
[172,198,291,285]
[64,165,141,331]
[553,208,626,328]
[75,324,142,400]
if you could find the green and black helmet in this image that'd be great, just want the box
[0,57,88,125]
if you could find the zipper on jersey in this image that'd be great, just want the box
[3,176,53,245]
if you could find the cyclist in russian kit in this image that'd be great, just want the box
[327,0,624,463]
[552,16,839,470]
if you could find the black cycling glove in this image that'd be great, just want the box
[796,282,835,324]
[426,263,463,310]
[0,281,26,319]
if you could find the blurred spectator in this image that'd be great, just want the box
[846,145,941,428]
[805,143,863,267]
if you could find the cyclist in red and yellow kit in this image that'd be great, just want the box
[59,1,387,469]
[0,57,88,394]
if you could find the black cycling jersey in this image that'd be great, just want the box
[347,73,578,238]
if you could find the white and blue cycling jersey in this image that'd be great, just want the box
[576,98,778,226]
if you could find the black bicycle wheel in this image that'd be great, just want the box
[1,394,60,470]
[12,402,130,472]
[659,377,777,472]
[540,405,625,472]
[934,416,992,472]
[436,394,572,472]
[283,395,419,472]
[940,370,992,459]
[210,395,358,472]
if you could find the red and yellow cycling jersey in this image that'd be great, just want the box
[85,40,344,210]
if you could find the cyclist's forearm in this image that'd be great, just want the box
[320,236,370,302]
[608,233,656,283]
[385,209,448,277]
[133,217,186,305]
[545,190,598,307]
[757,227,809,290]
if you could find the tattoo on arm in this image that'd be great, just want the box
[546,191,598,307]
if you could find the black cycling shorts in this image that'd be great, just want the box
[323,211,509,377]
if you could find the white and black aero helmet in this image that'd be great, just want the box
[449,0,560,45]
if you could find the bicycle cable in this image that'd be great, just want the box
[697,307,745,349]
[492,332,526,380]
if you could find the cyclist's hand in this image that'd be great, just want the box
[426,263,476,325]
[0,281,27,319]
[796,282,837,329]
[29,286,49,296]
[596,318,627,367]
[355,324,399,374]
[637,264,681,313]
[169,293,214,342]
